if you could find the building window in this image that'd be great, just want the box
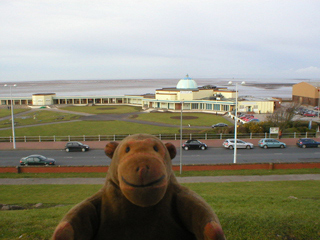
[213,104,220,111]
[191,103,198,109]
[222,105,229,111]
[206,104,212,110]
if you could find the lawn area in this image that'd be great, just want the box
[0,110,80,129]
[0,108,30,118]
[136,112,232,126]
[61,105,141,114]
[0,120,182,136]
[0,181,319,239]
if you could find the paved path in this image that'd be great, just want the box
[1,174,319,185]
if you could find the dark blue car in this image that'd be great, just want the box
[296,138,320,148]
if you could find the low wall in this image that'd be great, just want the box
[1,162,320,174]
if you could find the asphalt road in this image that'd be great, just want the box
[1,146,320,166]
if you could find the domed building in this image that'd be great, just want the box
[176,74,198,90]
[140,75,275,114]
[146,75,237,112]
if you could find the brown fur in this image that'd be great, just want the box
[52,134,226,240]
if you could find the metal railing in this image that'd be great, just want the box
[0,132,317,143]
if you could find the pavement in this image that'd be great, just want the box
[1,174,319,185]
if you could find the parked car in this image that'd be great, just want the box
[20,155,55,166]
[240,114,254,122]
[249,118,260,122]
[212,123,228,128]
[258,138,286,149]
[182,139,207,150]
[65,141,90,152]
[303,111,317,117]
[296,138,320,148]
[223,139,254,149]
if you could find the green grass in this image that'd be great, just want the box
[0,110,80,128]
[1,168,320,178]
[136,112,232,126]
[60,105,141,114]
[0,181,319,239]
[0,105,231,137]
[0,108,30,118]
[0,120,182,136]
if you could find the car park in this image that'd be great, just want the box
[258,138,286,149]
[222,139,254,149]
[182,139,207,150]
[296,138,320,148]
[212,123,228,128]
[65,141,90,152]
[20,155,55,166]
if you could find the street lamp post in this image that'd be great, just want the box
[179,101,183,174]
[228,81,245,163]
[318,89,320,120]
[4,84,17,149]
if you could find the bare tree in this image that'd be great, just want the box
[266,103,300,131]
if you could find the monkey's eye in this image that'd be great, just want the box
[153,146,159,152]
[125,147,130,153]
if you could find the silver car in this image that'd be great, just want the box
[223,139,254,150]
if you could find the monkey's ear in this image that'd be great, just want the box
[165,142,176,160]
[104,142,119,159]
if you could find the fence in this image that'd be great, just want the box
[0,132,317,143]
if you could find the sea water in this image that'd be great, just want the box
[1,78,317,99]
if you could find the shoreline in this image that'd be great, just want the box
[0,78,296,99]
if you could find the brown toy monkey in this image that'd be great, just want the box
[52,134,226,240]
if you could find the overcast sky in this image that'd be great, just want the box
[1,0,320,82]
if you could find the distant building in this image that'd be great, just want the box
[32,93,56,106]
[292,82,320,106]
[0,75,276,113]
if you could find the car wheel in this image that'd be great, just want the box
[82,148,85,152]
[201,146,206,150]
[302,145,307,148]
[229,145,233,150]
[66,148,70,152]
[25,163,28,166]
[246,145,251,149]
[263,145,268,149]
[184,146,189,150]
[280,145,285,148]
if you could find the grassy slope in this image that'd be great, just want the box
[0,181,319,239]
